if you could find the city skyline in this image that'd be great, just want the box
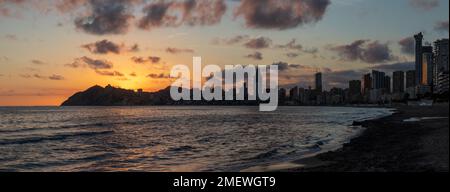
[0,0,449,106]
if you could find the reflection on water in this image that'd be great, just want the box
[0,106,391,172]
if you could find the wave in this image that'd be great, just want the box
[0,130,113,145]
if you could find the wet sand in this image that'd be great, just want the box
[285,104,449,172]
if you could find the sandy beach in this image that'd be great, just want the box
[281,104,449,172]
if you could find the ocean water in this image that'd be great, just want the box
[0,106,392,172]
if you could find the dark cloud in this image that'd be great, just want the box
[131,56,161,64]
[31,59,46,65]
[245,51,263,60]
[212,35,250,45]
[20,73,65,80]
[147,73,172,79]
[271,61,302,71]
[129,72,137,77]
[434,20,449,33]
[409,0,439,11]
[286,52,299,58]
[95,70,124,77]
[138,0,226,30]
[82,39,124,54]
[67,56,113,70]
[244,37,272,49]
[74,0,135,35]
[4,34,17,40]
[166,47,194,54]
[328,40,397,64]
[234,0,330,29]
[398,37,415,55]
[276,39,302,51]
[48,74,65,80]
[370,61,415,73]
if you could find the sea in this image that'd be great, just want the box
[0,106,392,172]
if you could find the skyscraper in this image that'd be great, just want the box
[434,39,449,94]
[384,75,391,93]
[422,46,433,86]
[406,70,416,88]
[363,73,372,94]
[393,71,405,93]
[414,32,423,86]
[371,70,385,89]
[349,80,361,96]
[315,72,322,92]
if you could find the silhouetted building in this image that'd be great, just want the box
[349,80,362,103]
[371,70,385,89]
[393,71,405,93]
[384,76,391,93]
[315,72,322,92]
[414,32,423,86]
[363,73,372,94]
[289,86,299,101]
[434,39,449,94]
[406,70,416,88]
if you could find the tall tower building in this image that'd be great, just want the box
[414,32,423,86]
[363,73,372,94]
[422,46,434,86]
[384,75,391,93]
[434,39,449,94]
[406,70,416,88]
[371,70,385,89]
[393,71,405,93]
[315,72,322,92]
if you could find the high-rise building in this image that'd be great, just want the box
[371,70,385,89]
[362,73,372,94]
[384,75,391,93]
[406,70,416,88]
[414,32,423,86]
[434,39,449,94]
[315,72,322,92]
[349,80,361,95]
[422,46,433,86]
[393,71,405,93]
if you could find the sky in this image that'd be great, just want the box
[0,0,448,106]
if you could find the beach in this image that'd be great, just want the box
[286,104,449,172]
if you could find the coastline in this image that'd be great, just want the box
[245,104,449,172]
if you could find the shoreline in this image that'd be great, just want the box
[244,104,449,172]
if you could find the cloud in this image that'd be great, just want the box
[275,39,303,51]
[4,34,17,40]
[166,47,194,54]
[48,74,65,80]
[67,56,113,70]
[95,70,124,77]
[31,59,46,65]
[276,38,319,55]
[409,0,439,11]
[211,35,250,45]
[434,20,449,33]
[138,0,226,30]
[234,0,330,29]
[147,73,172,79]
[245,51,263,60]
[286,52,300,58]
[74,0,136,35]
[131,56,161,64]
[328,40,397,64]
[244,37,272,49]
[20,73,65,80]
[129,72,137,77]
[398,37,415,55]
[271,61,303,71]
[82,39,123,54]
